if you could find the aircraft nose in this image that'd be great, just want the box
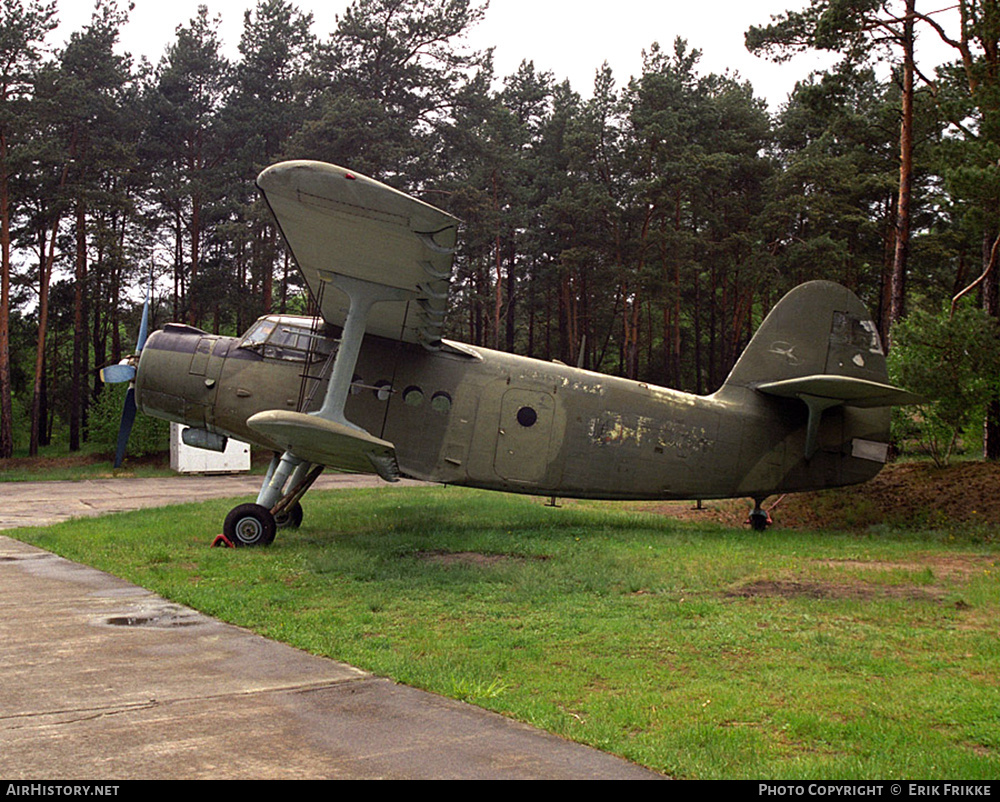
[134,326,227,431]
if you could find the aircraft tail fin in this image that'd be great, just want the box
[719,281,920,462]
[722,281,894,393]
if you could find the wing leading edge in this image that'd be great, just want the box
[256,160,459,348]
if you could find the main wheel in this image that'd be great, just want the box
[274,501,303,529]
[224,503,277,547]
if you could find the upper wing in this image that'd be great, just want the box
[256,161,459,348]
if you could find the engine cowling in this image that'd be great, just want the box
[135,324,232,430]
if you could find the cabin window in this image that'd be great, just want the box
[240,319,276,348]
[239,318,334,363]
[430,391,452,414]
[403,386,424,407]
[373,380,392,401]
[516,406,538,428]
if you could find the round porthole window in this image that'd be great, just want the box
[403,386,424,407]
[373,380,392,401]
[516,406,538,427]
[431,391,452,414]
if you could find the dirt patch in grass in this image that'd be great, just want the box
[727,551,1000,604]
[819,554,997,580]
[416,550,543,567]
[726,578,945,603]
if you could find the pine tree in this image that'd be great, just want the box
[293,0,490,185]
[146,5,230,329]
[51,0,135,450]
[0,0,56,458]
[747,0,923,337]
[225,0,317,324]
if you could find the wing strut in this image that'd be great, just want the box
[313,273,412,429]
[250,273,410,511]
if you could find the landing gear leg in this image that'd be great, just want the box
[271,463,324,529]
[748,498,772,532]
[256,451,305,510]
[222,276,405,548]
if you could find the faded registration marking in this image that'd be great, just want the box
[589,412,714,456]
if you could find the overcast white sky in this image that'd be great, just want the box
[53,0,957,111]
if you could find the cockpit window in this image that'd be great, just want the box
[239,318,334,363]
[241,319,276,348]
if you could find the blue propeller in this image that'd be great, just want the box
[101,274,153,468]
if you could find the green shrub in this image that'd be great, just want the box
[0,392,29,452]
[889,304,1000,466]
[89,384,168,460]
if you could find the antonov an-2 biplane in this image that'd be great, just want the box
[103,160,918,546]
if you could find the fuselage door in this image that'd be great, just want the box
[494,388,555,485]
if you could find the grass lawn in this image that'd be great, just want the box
[9,485,1000,779]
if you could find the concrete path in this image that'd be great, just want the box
[0,472,423,531]
[0,476,663,780]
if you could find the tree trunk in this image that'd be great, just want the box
[888,0,915,345]
[505,242,516,353]
[189,193,201,327]
[983,229,1000,460]
[0,135,13,459]
[69,203,87,452]
[29,164,67,456]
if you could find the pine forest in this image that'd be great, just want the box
[2,0,999,463]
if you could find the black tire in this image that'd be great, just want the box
[274,501,304,529]
[749,509,770,532]
[224,503,277,547]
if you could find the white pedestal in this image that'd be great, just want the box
[170,423,251,474]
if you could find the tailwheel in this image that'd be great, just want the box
[274,501,304,529]
[748,499,772,532]
[224,503,277,547]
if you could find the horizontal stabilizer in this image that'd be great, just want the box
[756,375,923,408]
[756,375,921,461]
[247,410,400,481]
